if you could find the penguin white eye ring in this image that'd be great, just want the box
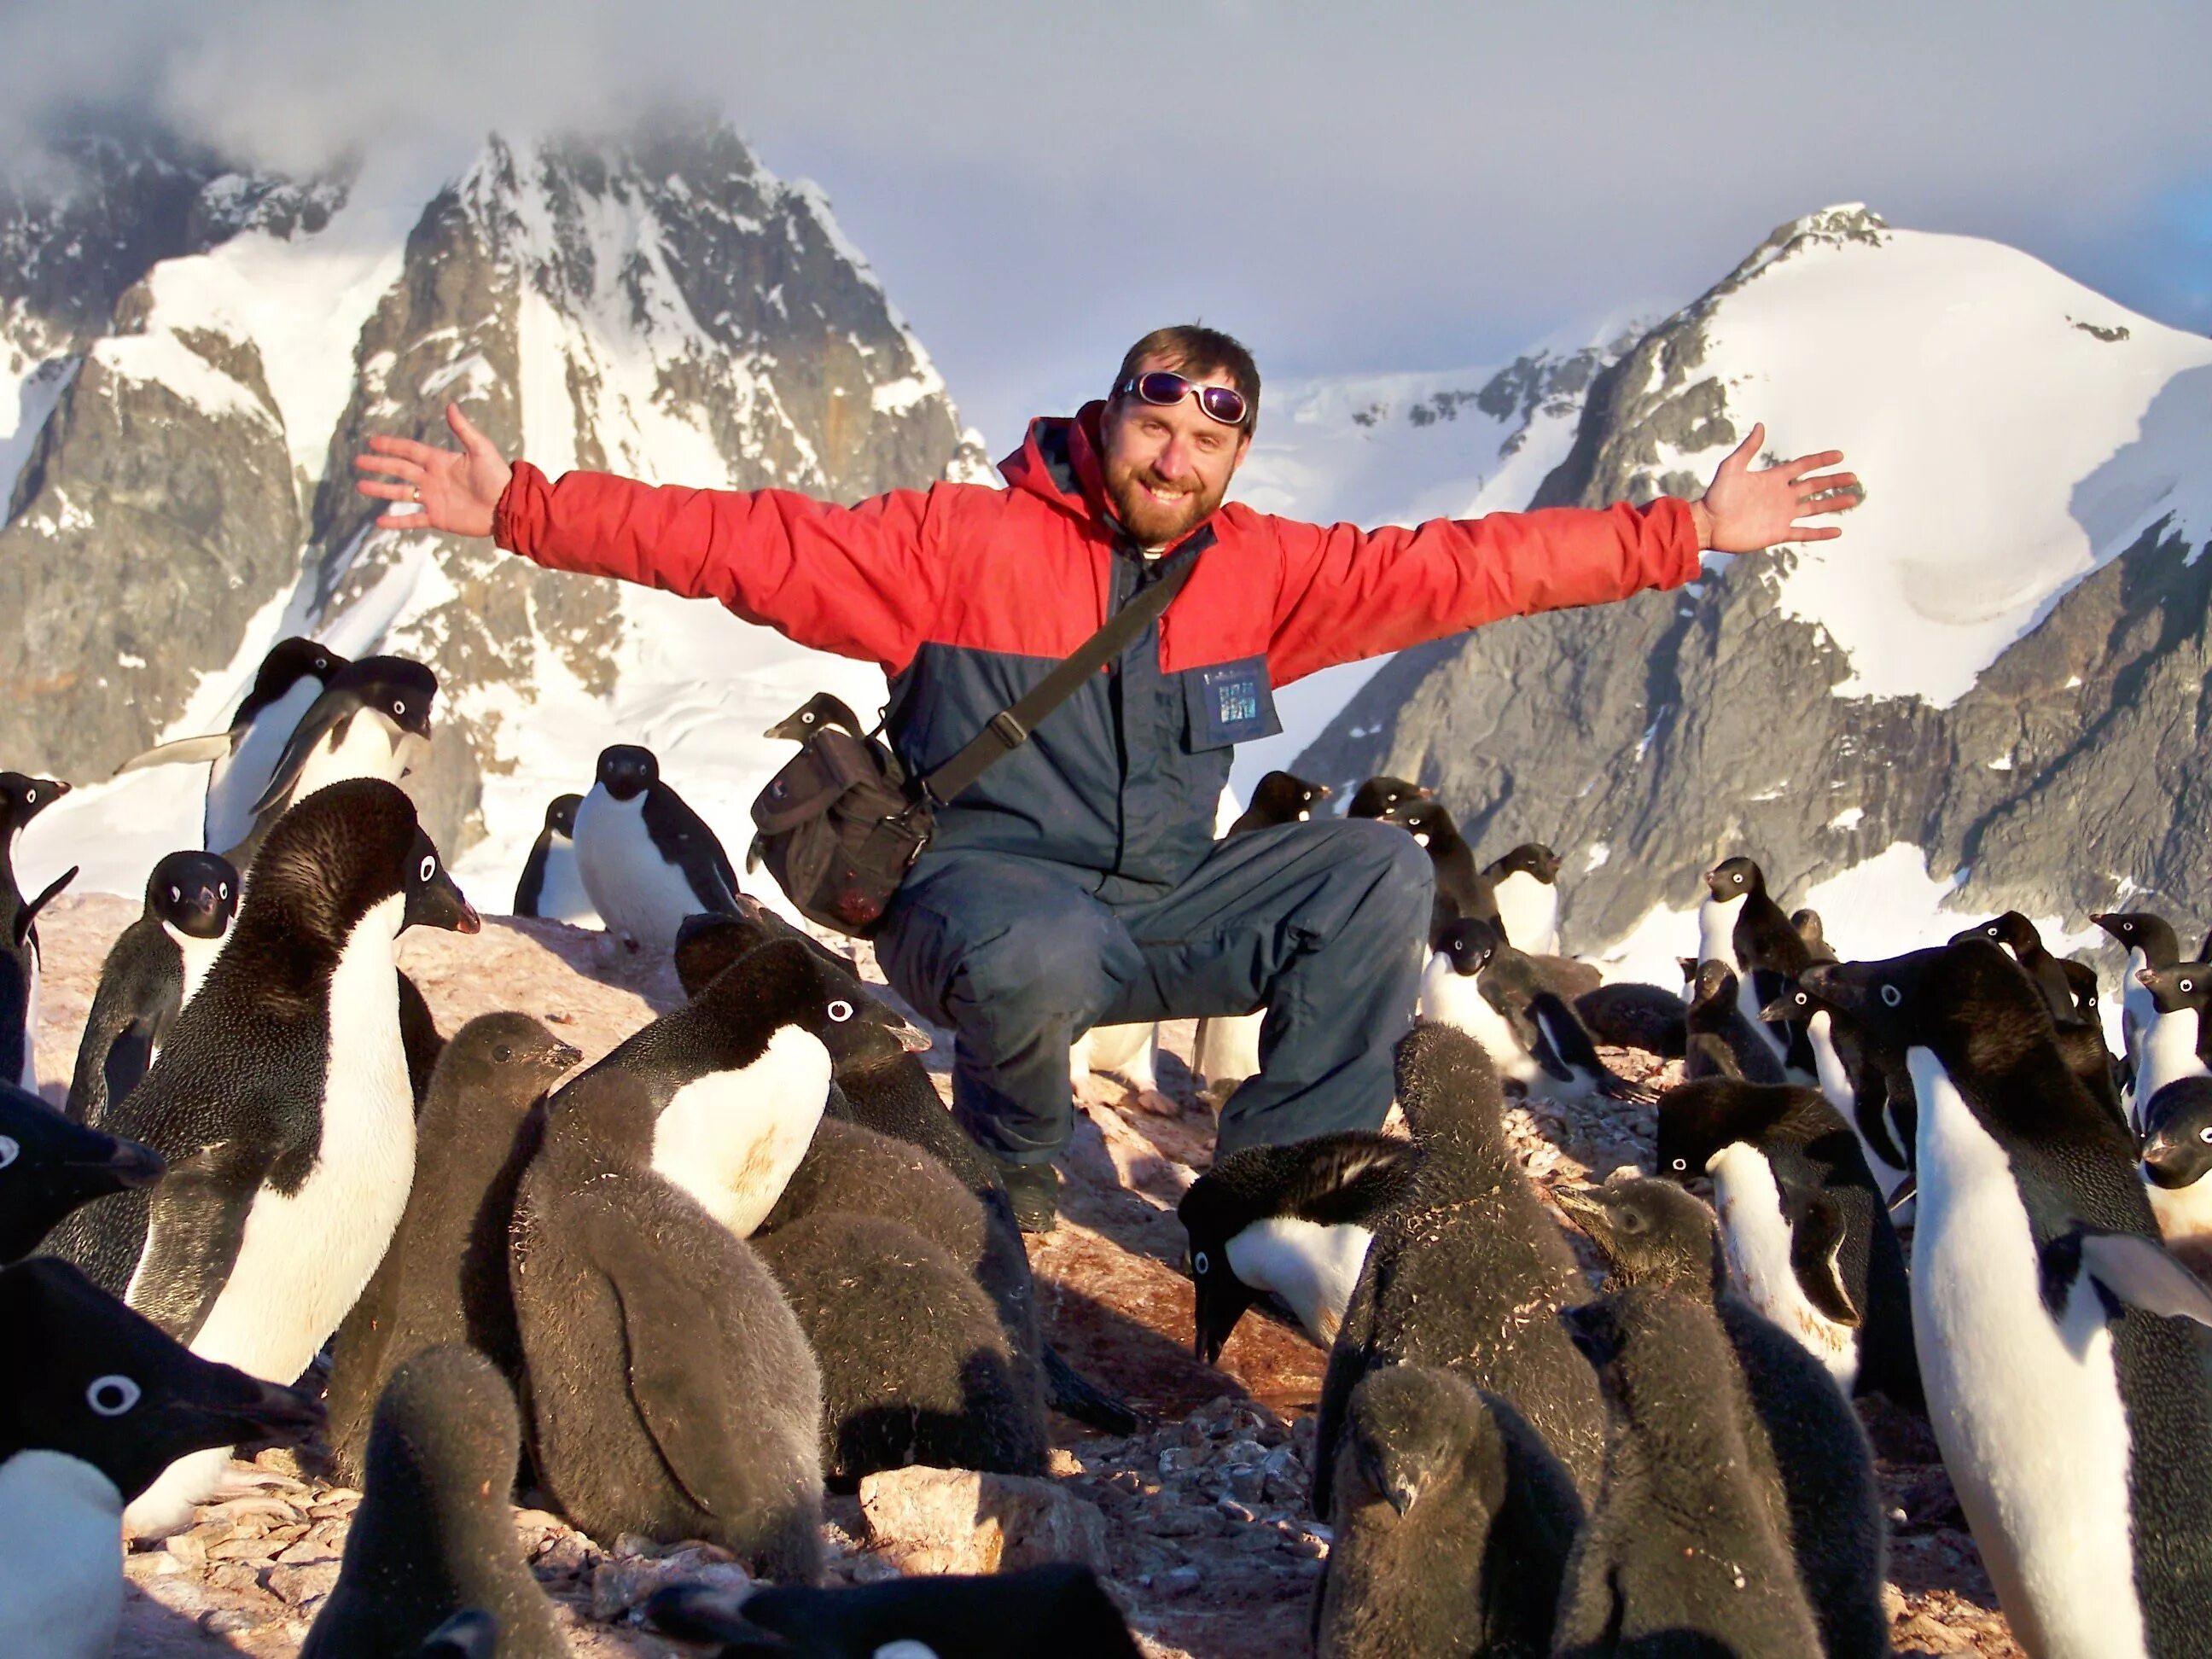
[0,1134,17,1168]
[85,1375,141,1417]
[419,855,436,882]
[219,882,230,899]
[1879,984,1902,1008]
[2199,1126,2212,1145]
[2185,979,2197,994]
[22,787,34,805]
[1193,1250,1211,1275]
[827,999,853,1023]
[394,699,408,717]
[1670,1157,1688,1172]
[169,885,181,903]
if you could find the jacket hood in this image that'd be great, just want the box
[1000,402,1112,522]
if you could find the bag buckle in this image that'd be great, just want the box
[987,710,1027,749]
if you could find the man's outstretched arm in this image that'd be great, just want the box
[1266,423,1860,684]
[354,404,946,672]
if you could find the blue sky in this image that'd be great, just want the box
[5,0,2208,450]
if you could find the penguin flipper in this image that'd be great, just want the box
[16,865,78,949]
[97,1021,158,1121]
[644,1582,789,1650]
[1280,1133,1424,1226]
[1784,1184,1860,1329]
[2042,1226,2212,1328]
[248,696,352,817]
[1042,1344,1143,1435]
[131,1140,269,1344]
[113,732,236,775]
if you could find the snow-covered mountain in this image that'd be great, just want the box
[1297,205,2212,975]
[1,119,986,905]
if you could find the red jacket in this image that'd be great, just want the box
[495,403,1698,888]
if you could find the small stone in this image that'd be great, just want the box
[1156,1447,1198,1477]
[1215,1499,1257,1525]
[859,1466,1111,1576]
[1282,1531,1329,1559]
[268,1561,343,1605]
[1046,1447,1084,1478]
[165,1533,207,1574]
[1157,1565,1202,1598]
[200,1608,262,1636]
[1225,1465,1268,1504]
[1220,1439,1266,1468]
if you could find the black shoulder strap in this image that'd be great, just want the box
[921,551,1201,806]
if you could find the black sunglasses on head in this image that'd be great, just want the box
[1116,370,1250,428]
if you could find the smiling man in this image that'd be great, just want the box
[358,324,1856,1231]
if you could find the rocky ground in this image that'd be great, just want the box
[33,894,2020,1657]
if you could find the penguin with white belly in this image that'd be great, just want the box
[228,656,438,864]
[1807,940,2212,1659]
[0,772,78,1092]
[511,793,598,926]
[1482,841,1563,956]
[114,637,346,854]
[67,851,239,1128]
[41,779,479,1537]
[573,743,742,955]
[2094,910,2187,1117]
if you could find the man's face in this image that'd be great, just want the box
[1098,357,1251,546]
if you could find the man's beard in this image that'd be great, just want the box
[1103,458,1225,547]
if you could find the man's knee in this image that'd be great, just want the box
[958,910,1122,1019]
[882,879,1125,1037]
[1329,817,1435,913]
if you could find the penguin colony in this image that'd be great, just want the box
[4,638,2210,1657]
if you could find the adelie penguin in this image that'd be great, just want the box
[1807,940,2212,1659]
[1699,854,1816,1076]
[1555,1177,1890,1659]
[1314,1363,1581,1659]
[1178,1131,1422,1363]
[0,1082,162,1261]
[2139,1076,2212,1277]
[1313,1024,1604,1516]
[0,1257,321,1659]
[43,778,480,1537]
[574,742,742,954]
[1482,841,1563,957]
[510,1065,824,1577]
[2129,959,2212,1113]
[1345,775,1432,820]
[228,655,439,864]
[1551,1286,1827,1659]
[1681,958,1787,1086]
[2094,909,2186,1114]
[1225,770,1335,835]
[1950,912,2126,1123]
[649,1564,1143,1659]
[1420,918,1652,1106]
[1760,976,1916,1215]
[300,1346,566,1659]
[66,850,239,1128]
[114,636,346,853]
[510,792,599,926]
[1374,793,1495,947]
[1655,1075,1919,1404]
[0,771,78,1091]
[323,1013,580,1484]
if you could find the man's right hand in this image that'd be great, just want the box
[353,402,513,538]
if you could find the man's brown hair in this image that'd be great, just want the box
[1112,325,1260,434]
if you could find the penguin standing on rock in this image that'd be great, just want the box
[67,851,239,1127]
[0,772,77,1091]
[1807,940,2212,1659]
[510,1066,824,1577]
[300,1346,567,1659]
[1760,980,1915,1213]
[1700,855,1816,1075]
[1313,1024,1604,1515]
[0,1084,162,1261]
[1483,842,1563,956]
[228,656,439,864]
[510,794,598,926]
[114,637,346,854]
[573,743,742,955]
[0,1257,322,1659]
[323,1013,580,1483]
[2093,910,2186,1113]
[1680,958,1787,1085]
[1375,795,1494,947]
[43,779,480,1538]
[1314,1363,1582,1659]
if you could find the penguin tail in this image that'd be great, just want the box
[1598,1071,1659,1106]
[1043,1344,1144,1435]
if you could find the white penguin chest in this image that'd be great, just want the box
[575,789,717,953]
[533,838,602,928]
[163,923,228,1022]
[1905,1048,2147,1659]
[1708,1142,1860,1390]
[1225,1218,1373,1347]
[652,1026,832,1237]
[0,1450,126,1659]
[1697,894,1743,971]
[206,678,321,853]
[1493,871,1558,956]
[2145,1173,2212,1249]
[18,938,38,1092]
[289,710,408,808]
[1419,957,1538,1082]
[2137,1007,2208,1109]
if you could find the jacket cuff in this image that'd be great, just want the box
[492,460,550,561]
[1650,495,1703,586]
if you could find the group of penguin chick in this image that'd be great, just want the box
[1,640,1155,1657]
[1181,781,2212,1658]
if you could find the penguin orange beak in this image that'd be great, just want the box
[893,1019,933,1054]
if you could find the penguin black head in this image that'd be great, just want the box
[594,744,661,802]
[2142,1079,2212,1191]
[144,849,240,941]
[245,778,479,945]
[434,1012,581,1108]
[1344,1363,1503,1518]
[1435,915,1500,977]
[1554,1177,1726,1297]
[690,936,930,1068]
[1953,911,2043,959]
[1347,775,1435,819]
[2061,958,2101,1022]
[247,637,344,710]
[543,793,582,839]
[1685,958,1739,1016]
[1394,1022,1507,1146]
[0,771,68,838]
[672,898,853,998]
[2092,910,2182,966]
[764,692,866,744]
[1246,771,1335,823]
[330,655,439,742]
[1377,795,1456,845]
[1655,1076,1837,1185]
[0,1258,322,1500]
[2139,960,2212,1018]
[1487,842,1561,884]
[1703,855,1764,901]
[1799,940,2029,1070]
[0,1084,163,1260]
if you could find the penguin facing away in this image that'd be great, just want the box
[1551,1285,1826,1659]
[1176,1130,1422,1361]
[42,780,479,1537]
[67,850,239,1128]
[114,637,346,854]
[1554,1178,1891,1659]
[323,1012,580,1484]
[510,1065,824,1577]
[573,743,742,955]
[1314,1362,1582,1659]
[229,655,438,864]
[0,1085,163,1262]
[1482,841,1563,957]
[1573,981,1688,1060]
[0,771,78,1091]
[300,1345,567,1659]
[648,1563,1144,1659]
[1805,940,2212,1659]
[0,1257,322,1659]
[510,793,599,926]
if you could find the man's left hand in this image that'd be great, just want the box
[1690,422,1860,553]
